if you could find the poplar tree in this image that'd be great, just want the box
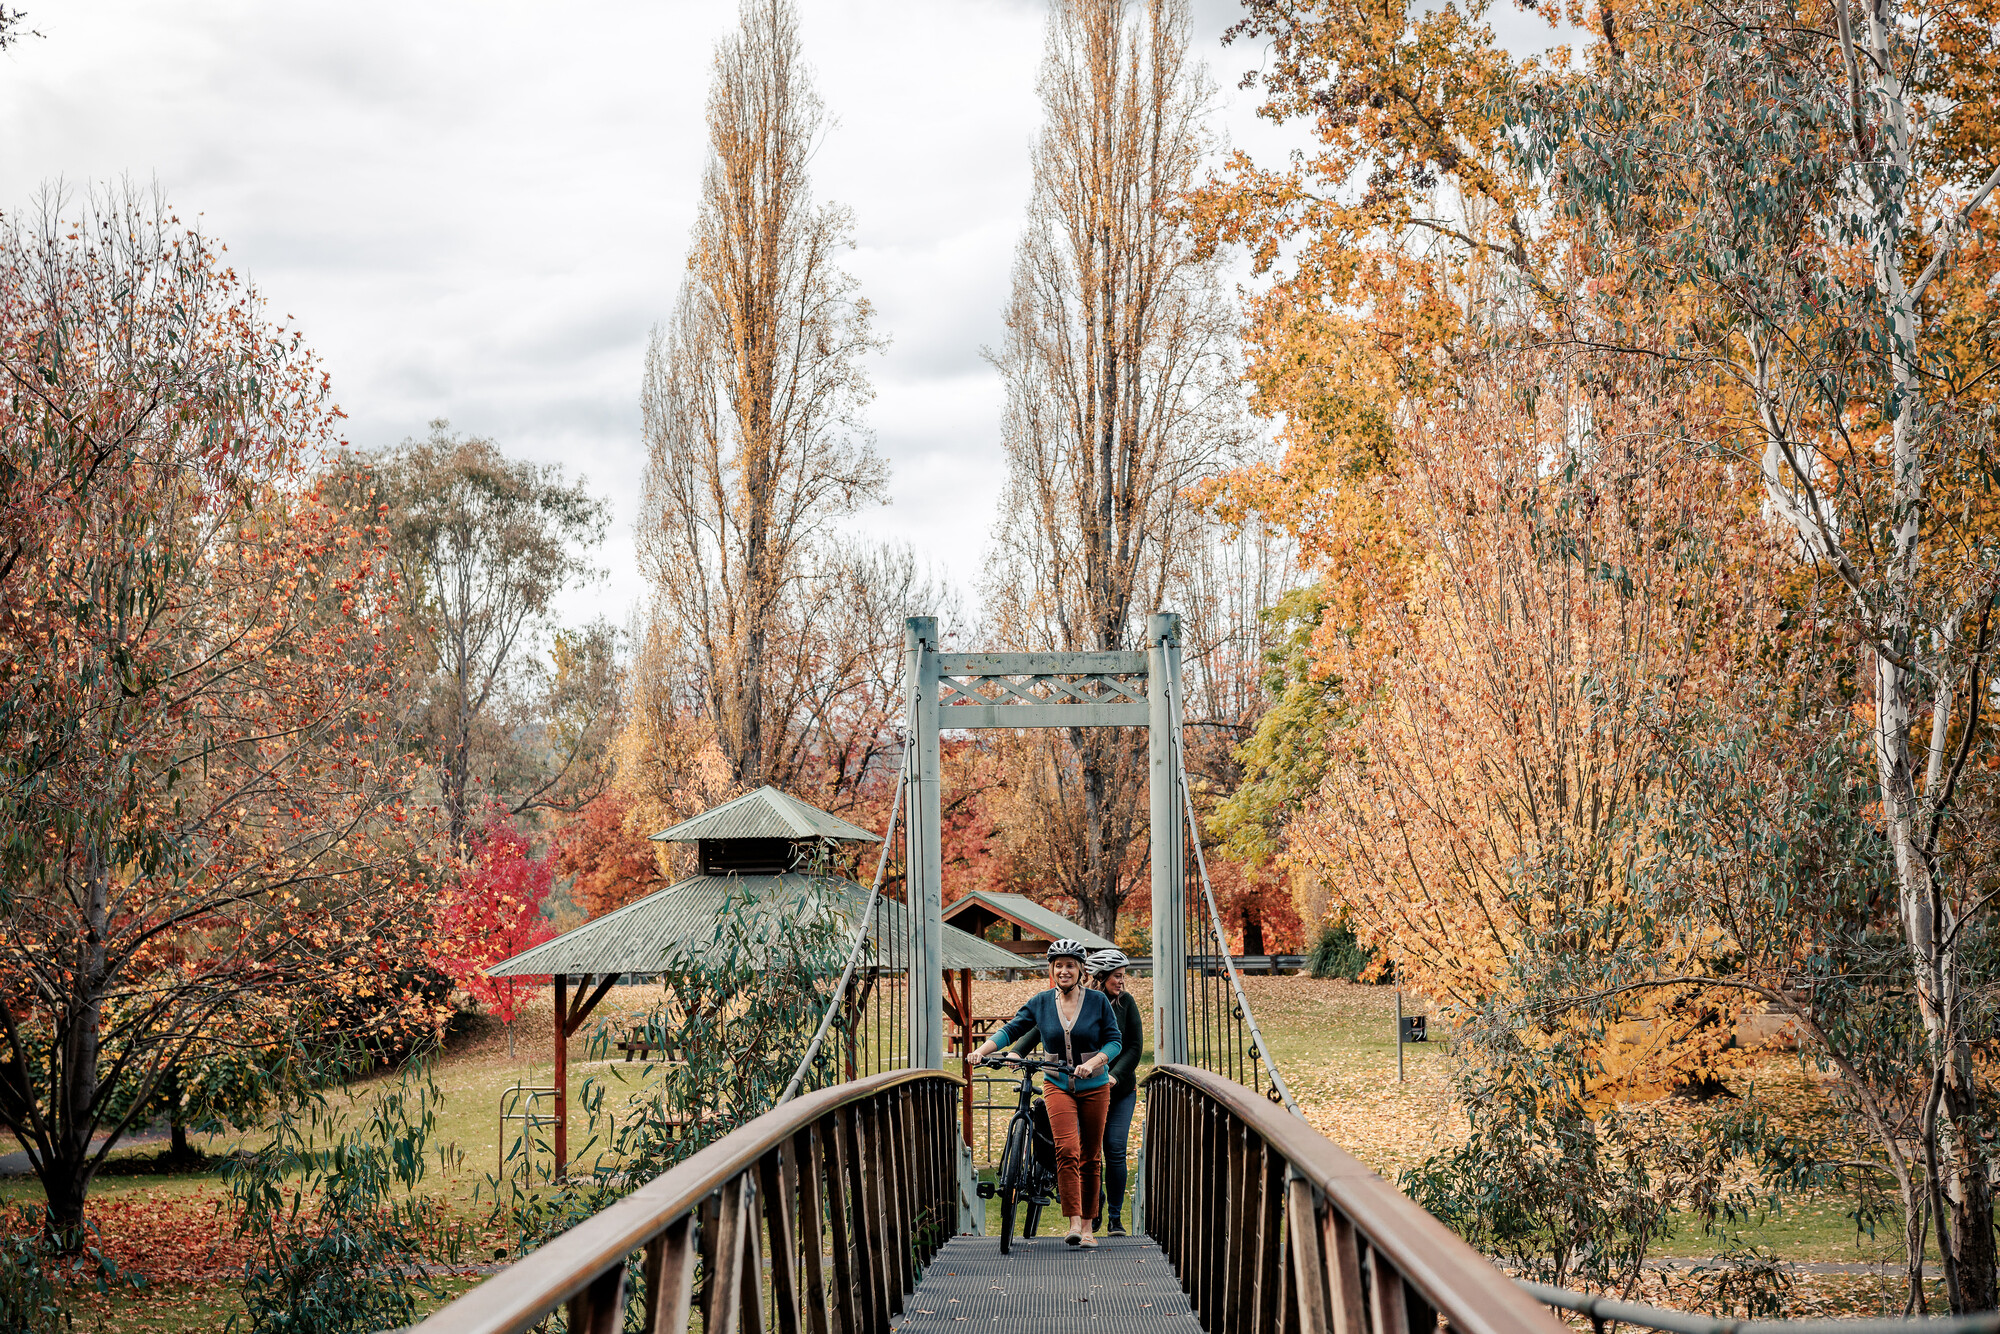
[986,0,1243,939]
[639,0,886,792]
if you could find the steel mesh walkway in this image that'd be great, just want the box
[895,1234,1197,1334]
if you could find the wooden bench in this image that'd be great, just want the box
[618,1027,681,1062]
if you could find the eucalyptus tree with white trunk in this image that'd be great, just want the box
[1520,0,2000,1308]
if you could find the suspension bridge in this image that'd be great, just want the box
[403,615,1914,1334]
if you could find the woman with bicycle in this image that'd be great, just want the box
[1086,947,1142,1236]
[969,939,1121,1248]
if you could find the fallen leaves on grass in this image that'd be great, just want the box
[0,1192,253,1285]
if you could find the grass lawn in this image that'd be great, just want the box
[1,975,1923,1325]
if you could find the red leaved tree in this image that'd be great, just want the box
[433,813,556,1055]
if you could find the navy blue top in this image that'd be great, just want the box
[990,988,1123,1093]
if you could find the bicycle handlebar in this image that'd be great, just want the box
[975,1053,1073,1072]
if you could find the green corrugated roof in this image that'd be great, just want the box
[488,873,1023,977]
[648,786,880,844]
[941,890,1117,951]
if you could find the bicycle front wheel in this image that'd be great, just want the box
[997,1115,1033,1255]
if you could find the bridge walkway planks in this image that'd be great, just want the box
[895,1233,1197,1334]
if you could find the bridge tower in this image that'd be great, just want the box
[901,611,1185,1070]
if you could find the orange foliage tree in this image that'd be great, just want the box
[0,189,434,1240]
[554,791,664,919]
[1288,356,1772,1069]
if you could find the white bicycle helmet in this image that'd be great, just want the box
[1086,947,1130,976]
[1045,938,1089,964]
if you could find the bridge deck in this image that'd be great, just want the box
[895,1233,1197,1333]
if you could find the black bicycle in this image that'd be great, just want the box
[974,1053,1068,1254]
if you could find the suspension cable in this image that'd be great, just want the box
[1164,651,1302,1117]
[779,739,909,1105]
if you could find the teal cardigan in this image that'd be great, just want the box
[990,988,1123,1093]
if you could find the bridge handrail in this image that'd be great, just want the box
[1145,1063,1564,1334]
[408,1068,961,1334]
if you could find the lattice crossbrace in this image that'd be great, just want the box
[936,672,1147,711]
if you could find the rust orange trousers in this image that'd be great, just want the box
[1043,1082,1110,1219]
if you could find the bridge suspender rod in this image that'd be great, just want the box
[905,616,945,1070]
[1164,658,1302,1117]
[1148,613,1189,1066]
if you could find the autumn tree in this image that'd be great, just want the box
[372,423,613,855]
[1191,5,1571,928]
[985,0,1245,939]
[553,793,662,919]
[1504,0,2000,1305]
[1202,0,2000,1308]
[639,0,888,795]
[1190,0,1550,615]
[0,188,432,1240]
[1292,354,1762,1009]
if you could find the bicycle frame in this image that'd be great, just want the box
[974,1053,1068,1252]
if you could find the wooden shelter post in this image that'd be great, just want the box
[550,973,617,1178]
[553,976,568,1174]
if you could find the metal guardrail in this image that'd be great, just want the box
[1521,1282,2000,1334]
[1113,954,1309,974]
[408,1068,961,1334]
[1144,1063,1565,1334]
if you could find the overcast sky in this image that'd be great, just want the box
[0,0,1568,644]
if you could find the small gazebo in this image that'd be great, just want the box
[488,785,1020,1171]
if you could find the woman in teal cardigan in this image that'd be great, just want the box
[970,939,1123,1248]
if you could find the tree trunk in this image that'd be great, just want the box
[43,855,112,1247]
[164,1065,192,1160]
[43,1160,89,1244]
[1847,0,1994,1306]
[449,627,473,854]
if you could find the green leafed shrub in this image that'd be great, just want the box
[224,1060,466,1334]
[487,879,854,1320]
[1306,921,1372,981]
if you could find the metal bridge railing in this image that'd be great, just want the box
[1523,1283,2000,1334]
[407,1069,961,1334]
[1143,1063,1566,1334]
